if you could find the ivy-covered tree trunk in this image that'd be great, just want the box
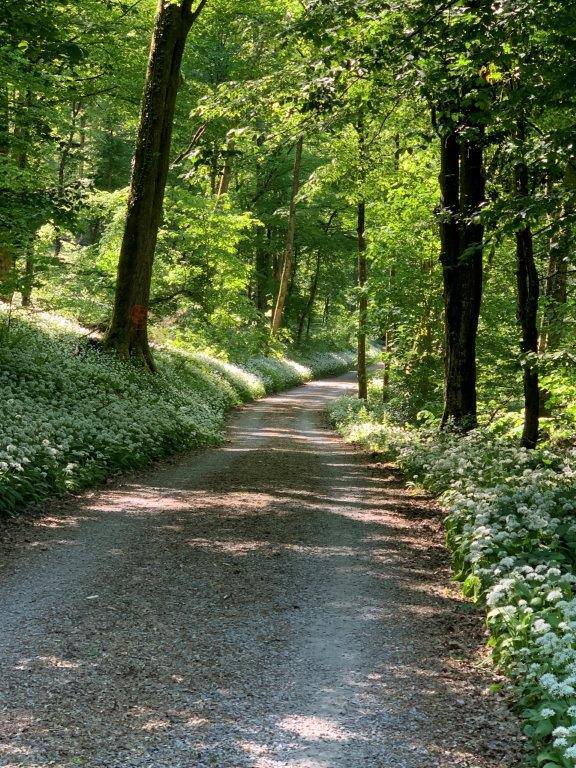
[271,135,303,335]
[104,0,206,370]
[515,158,540,448]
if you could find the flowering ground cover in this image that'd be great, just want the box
[0,309,354,517]
[327,395,576,768]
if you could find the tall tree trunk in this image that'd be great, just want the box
[54,102,81,259]
[356,114,368,399]
[296,250,321,344]
[1,89,34,302]
[21,246,34,307]
[515,155,540,448]
[78,110,87,178]
[255,236,271,314]
[104,0,206,369]
[382,329,392,402]
[297,210,334,341]
[439,120,484,431]
[0,85,13,301]
[19,95,33,306]
[357,198,368,399]
[209,139,219,194]
[540,158,574,354]
[271,135,303,335]
[215,131,234,198]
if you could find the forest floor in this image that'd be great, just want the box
[0,371,524,768]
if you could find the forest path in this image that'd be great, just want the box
[0,371,522,768]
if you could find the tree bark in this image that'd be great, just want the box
[540,158,573,354]
[104,0,207,369]
[271,135,303,335]
[54,102,81,259]
[0,84,14,301]
[254,229,272,315]
[439,121,484,431]
[356,114,368,400]
[382,329,392,402]
[215,131,234,198]
[515,156,540,448]
[357,198,368,399]
[296,250,321,344]
[21,246,34,307]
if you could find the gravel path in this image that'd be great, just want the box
[0,371,523,768]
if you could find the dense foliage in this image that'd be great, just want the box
[0,0,573,430]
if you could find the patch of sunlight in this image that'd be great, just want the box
[14,655,80,671]
[186,538,271,555]
[141,718,171,732]
[277,715,353,742]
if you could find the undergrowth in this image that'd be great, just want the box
[328,394,576,768]
[0,308,354,516]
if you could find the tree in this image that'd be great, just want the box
[104,0,207,369]
[271,134,304,335]
[437,111,485,431]
[514,144,539,448]
[356,115,368,400]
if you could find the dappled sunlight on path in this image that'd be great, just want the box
[0,372,521,767]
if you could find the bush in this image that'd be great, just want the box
[328,397,576,768]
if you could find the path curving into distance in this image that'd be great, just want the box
[0,371,522,768]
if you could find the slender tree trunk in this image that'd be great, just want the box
[20,99,34,306]
[255,226,272,315]
[296,251,321,344]
[439,128,464,427]
[540,158,573,354]
[21,246,34,307]
[78,110,87,178]
[356,114,368,399]
[305,305,314,340]
[439,120,484,431]
[255,240,271,314]
[272,252,281,282]
[215,131,234,198]
[271,135,303,335]
[1,89,34,301]
[357,198,368,399]
[515,155,540,448]
[54,102,81,259]
[209,139,219,194]
[104,0,206,369]
[0,85,13,301]
[382,329,392,402]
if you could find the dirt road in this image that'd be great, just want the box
[0,372,521,768]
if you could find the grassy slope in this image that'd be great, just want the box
[0,308,355,516]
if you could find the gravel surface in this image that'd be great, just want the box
[0,371,523,768]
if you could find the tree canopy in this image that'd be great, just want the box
[0,0,575,441]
